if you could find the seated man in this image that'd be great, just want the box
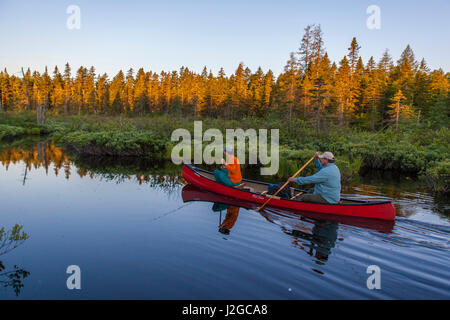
[288,152,341,204]
[213,146,242,187]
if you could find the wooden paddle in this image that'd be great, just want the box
[257,156,315,211]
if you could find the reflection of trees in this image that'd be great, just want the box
[0,225,30,296]
[0,141,72,183]
[0,141,184,195]
[70,155,183,195]
[341,170,449,217]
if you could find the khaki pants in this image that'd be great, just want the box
[298,193,329,204]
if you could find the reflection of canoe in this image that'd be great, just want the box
[182,184,395,233]
[182,164,396,221]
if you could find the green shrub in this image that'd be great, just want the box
[25,127,41,135]
[63,129,167,157]
[0,124,25,140]
[420,160,450,194]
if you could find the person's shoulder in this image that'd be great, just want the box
[325,163,339,171]
[332,163,340,172]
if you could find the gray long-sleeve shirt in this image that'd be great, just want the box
[294,159,341,204]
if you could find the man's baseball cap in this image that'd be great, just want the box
[319,151,335,160]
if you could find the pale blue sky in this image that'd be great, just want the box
[1,0,449,77]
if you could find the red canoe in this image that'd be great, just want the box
[182,164,396,221]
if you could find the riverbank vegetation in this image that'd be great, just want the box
[0,113,448,194]
[0,25,448,193]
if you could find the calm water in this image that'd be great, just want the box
[0,141,449,299]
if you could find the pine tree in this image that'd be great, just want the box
[311,24,325,71]
[63,63,72,115]
[262,70,274,113]
[393,45,417,107]
[216,67,228,117]
[300,75,314,119]
[74,67,87,115]
[96,73,109,114]
[109,71,125,114]
[298,24,314,74]
[21,68,32,111]
[248,67,264,115]
[413,59,432,117]
[125,68,135,113]
[146,72,159,113]
[52,66,65,114]
[230,63,247,119]
[347,38,363,118]
[311,53,333,131]
[283,53,300,128]
[85,66,96,113]
[133,68,148,115]
[36,66,51,124]
[361,56,382,129]
[348,37,361,76]
[388,89,413,129]
[333,56,352,125]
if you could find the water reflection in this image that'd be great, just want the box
[182,184,395,232]
[0,141,182,193]
[210,197,338,262]
[1,140,447,220]
[346,171,449,217]
[0,225,30,296]
[261,210,338,263]
[182,184,396,269]
[212,204,241,235]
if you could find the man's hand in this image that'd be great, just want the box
[314,152,320,159]
[288,177,295,182]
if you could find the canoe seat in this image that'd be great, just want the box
[235,182,246,188]
[291,192,304,200]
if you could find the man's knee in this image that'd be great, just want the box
[299,194,328,204]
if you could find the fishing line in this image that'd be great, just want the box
[148,202,192,223]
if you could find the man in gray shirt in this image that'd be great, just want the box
[289,152,341,204]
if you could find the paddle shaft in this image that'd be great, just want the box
[257,156,315,211]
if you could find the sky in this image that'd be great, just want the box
[1,0,449,78]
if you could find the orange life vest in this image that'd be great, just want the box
[225,155,242,183]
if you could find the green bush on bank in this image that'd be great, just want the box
[62,130,168,157]
[420,160,450,194]
[0,124,25,140]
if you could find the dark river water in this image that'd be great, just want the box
[0,141,449,299]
